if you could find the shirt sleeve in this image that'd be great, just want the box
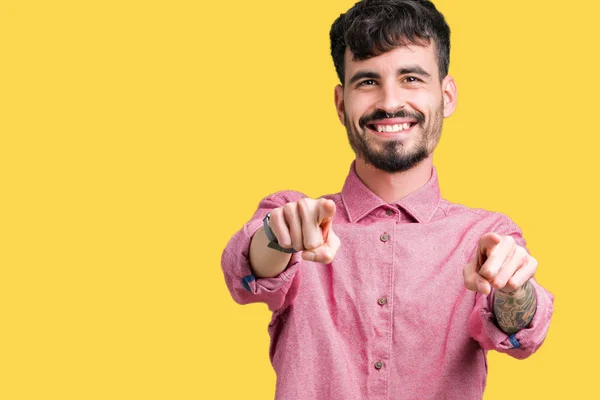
[467,215,555,359]
[221,190,307,312]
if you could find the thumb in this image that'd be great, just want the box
[463,257,492,295]
[302,227,341,264]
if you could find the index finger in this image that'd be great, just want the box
[317,199,336,225]
[318,199,336,241]
[479,235,516,281]
[478,232,502,259]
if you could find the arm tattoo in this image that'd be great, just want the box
[493,281,537,335]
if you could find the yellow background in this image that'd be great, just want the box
[1,0,597,398]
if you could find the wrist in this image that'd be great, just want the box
[496,280,530,297]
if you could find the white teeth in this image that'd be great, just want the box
[376,124,409,133]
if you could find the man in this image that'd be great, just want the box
[221,0,554,398]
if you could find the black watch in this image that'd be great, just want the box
[263,212,299,253]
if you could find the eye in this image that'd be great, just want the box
[358,79,377,86]
[403,76,421,83]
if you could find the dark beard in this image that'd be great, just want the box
[355,137,429,173]
[345,107,443,173]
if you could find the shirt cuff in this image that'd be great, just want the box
[222,218,303,312]
[468,278,554,359]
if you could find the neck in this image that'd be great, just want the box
[354,156,434,203]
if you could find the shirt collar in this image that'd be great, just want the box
[340,162,441,223]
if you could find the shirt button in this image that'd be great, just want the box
[375,361,383,370]
[380,233,389,242]
[385,209,394,216]
[378,297,387,306]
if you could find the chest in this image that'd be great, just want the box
[295,219,479,332]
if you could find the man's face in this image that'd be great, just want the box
[334,42,456,173]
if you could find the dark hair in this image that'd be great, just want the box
[330,0,451,84]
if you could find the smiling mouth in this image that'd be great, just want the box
[367,122,416,133]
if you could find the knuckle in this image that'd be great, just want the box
[283,203,297,223]
[464,280,476,291]
[481,272,494,283]
[278,238,291,247]
[321,252,333,264]
[318,198,327,207]
[304,239,320,250]
[297,198,309,210]
[269,219,284,236]
[283,202,295,214]
[462,271,474,287]
[505,279,519,291]
[462,275,471,287]
[492,278,505,289]
[275,229,290,244]
[319,198,333,214]
[269,219,282,233]
[478,267,492,280]
[297,201,309,219]
[270,207,282,220]
[529,256,538,268]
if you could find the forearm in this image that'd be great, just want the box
[249,227,293,278]
[493,280,537,335]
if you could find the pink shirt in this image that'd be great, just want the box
[221,164,553,400]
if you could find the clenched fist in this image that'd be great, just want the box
[267,198,341,264]
[463,232,538,295]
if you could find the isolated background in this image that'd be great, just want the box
[1,0,598,398]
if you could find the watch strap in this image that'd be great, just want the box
[263,212,299,254]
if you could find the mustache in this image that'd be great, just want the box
[359,109,425,128]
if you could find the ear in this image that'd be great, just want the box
[441,75,457,118]
[334,84,345,126]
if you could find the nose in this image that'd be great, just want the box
[376,82,406,115]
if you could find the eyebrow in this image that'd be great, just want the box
[348,71,381,86]
[347,65,432,85]
[397,66,431,79]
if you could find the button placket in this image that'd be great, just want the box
[373,223,392,381]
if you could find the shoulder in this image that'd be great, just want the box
[319,191,343,204]
[260,190,308,205]
[438,198,521,234]
[439,198,527,257]
[259,190,343,208]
